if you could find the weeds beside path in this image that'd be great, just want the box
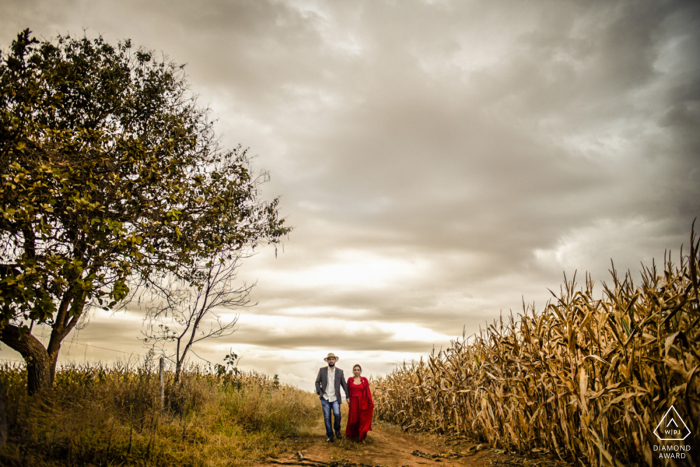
[257,416,571,467]
[0,362,319,466]
[0,359,573,467]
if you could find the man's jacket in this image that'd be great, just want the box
[315,366,350,403]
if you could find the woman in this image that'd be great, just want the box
[345,364,374,442]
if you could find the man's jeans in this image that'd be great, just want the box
[320,398,341,439]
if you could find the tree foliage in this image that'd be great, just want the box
[0,30,289,394]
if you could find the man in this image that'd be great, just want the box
[315,352,350,442]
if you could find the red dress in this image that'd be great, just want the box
[345,377,374,441]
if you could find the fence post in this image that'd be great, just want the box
[159,356,165,411]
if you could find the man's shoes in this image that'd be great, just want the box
[326,437,334,443]
[335,431,342,439]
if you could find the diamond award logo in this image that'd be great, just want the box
[654,406,691,441]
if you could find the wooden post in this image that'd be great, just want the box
[159,356,165,411]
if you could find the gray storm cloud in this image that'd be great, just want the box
[1,0,698,389]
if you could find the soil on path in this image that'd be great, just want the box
[254,416,571,467]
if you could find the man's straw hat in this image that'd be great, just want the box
[324,352,339,362]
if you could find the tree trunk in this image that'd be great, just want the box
[174,357,183,384]
[47,325,66,385]
[0,325,51,395]
[45,292,84,385]
[0,379,7,447]
[47,343,61,385]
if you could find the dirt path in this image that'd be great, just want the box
[255,415,570,467]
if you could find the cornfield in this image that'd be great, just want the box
[373,231,700,467]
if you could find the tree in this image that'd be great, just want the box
[140,252,250,383]
[0,30,290,394]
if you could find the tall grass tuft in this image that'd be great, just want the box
[0,358,317,466]
[373,233,700,467]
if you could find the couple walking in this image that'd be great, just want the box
[315,352,374,443]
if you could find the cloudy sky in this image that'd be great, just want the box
[1,0,699,391]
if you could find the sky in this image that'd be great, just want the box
[1,0,699,391]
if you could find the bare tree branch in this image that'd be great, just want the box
[136,252,253,382]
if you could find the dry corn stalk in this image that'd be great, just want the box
[373,229,700,467]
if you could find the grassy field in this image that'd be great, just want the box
[0,359,318,466]
[373,239,700,467]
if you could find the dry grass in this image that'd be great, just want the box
[373,233,700,467]
[0,359,318,466]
